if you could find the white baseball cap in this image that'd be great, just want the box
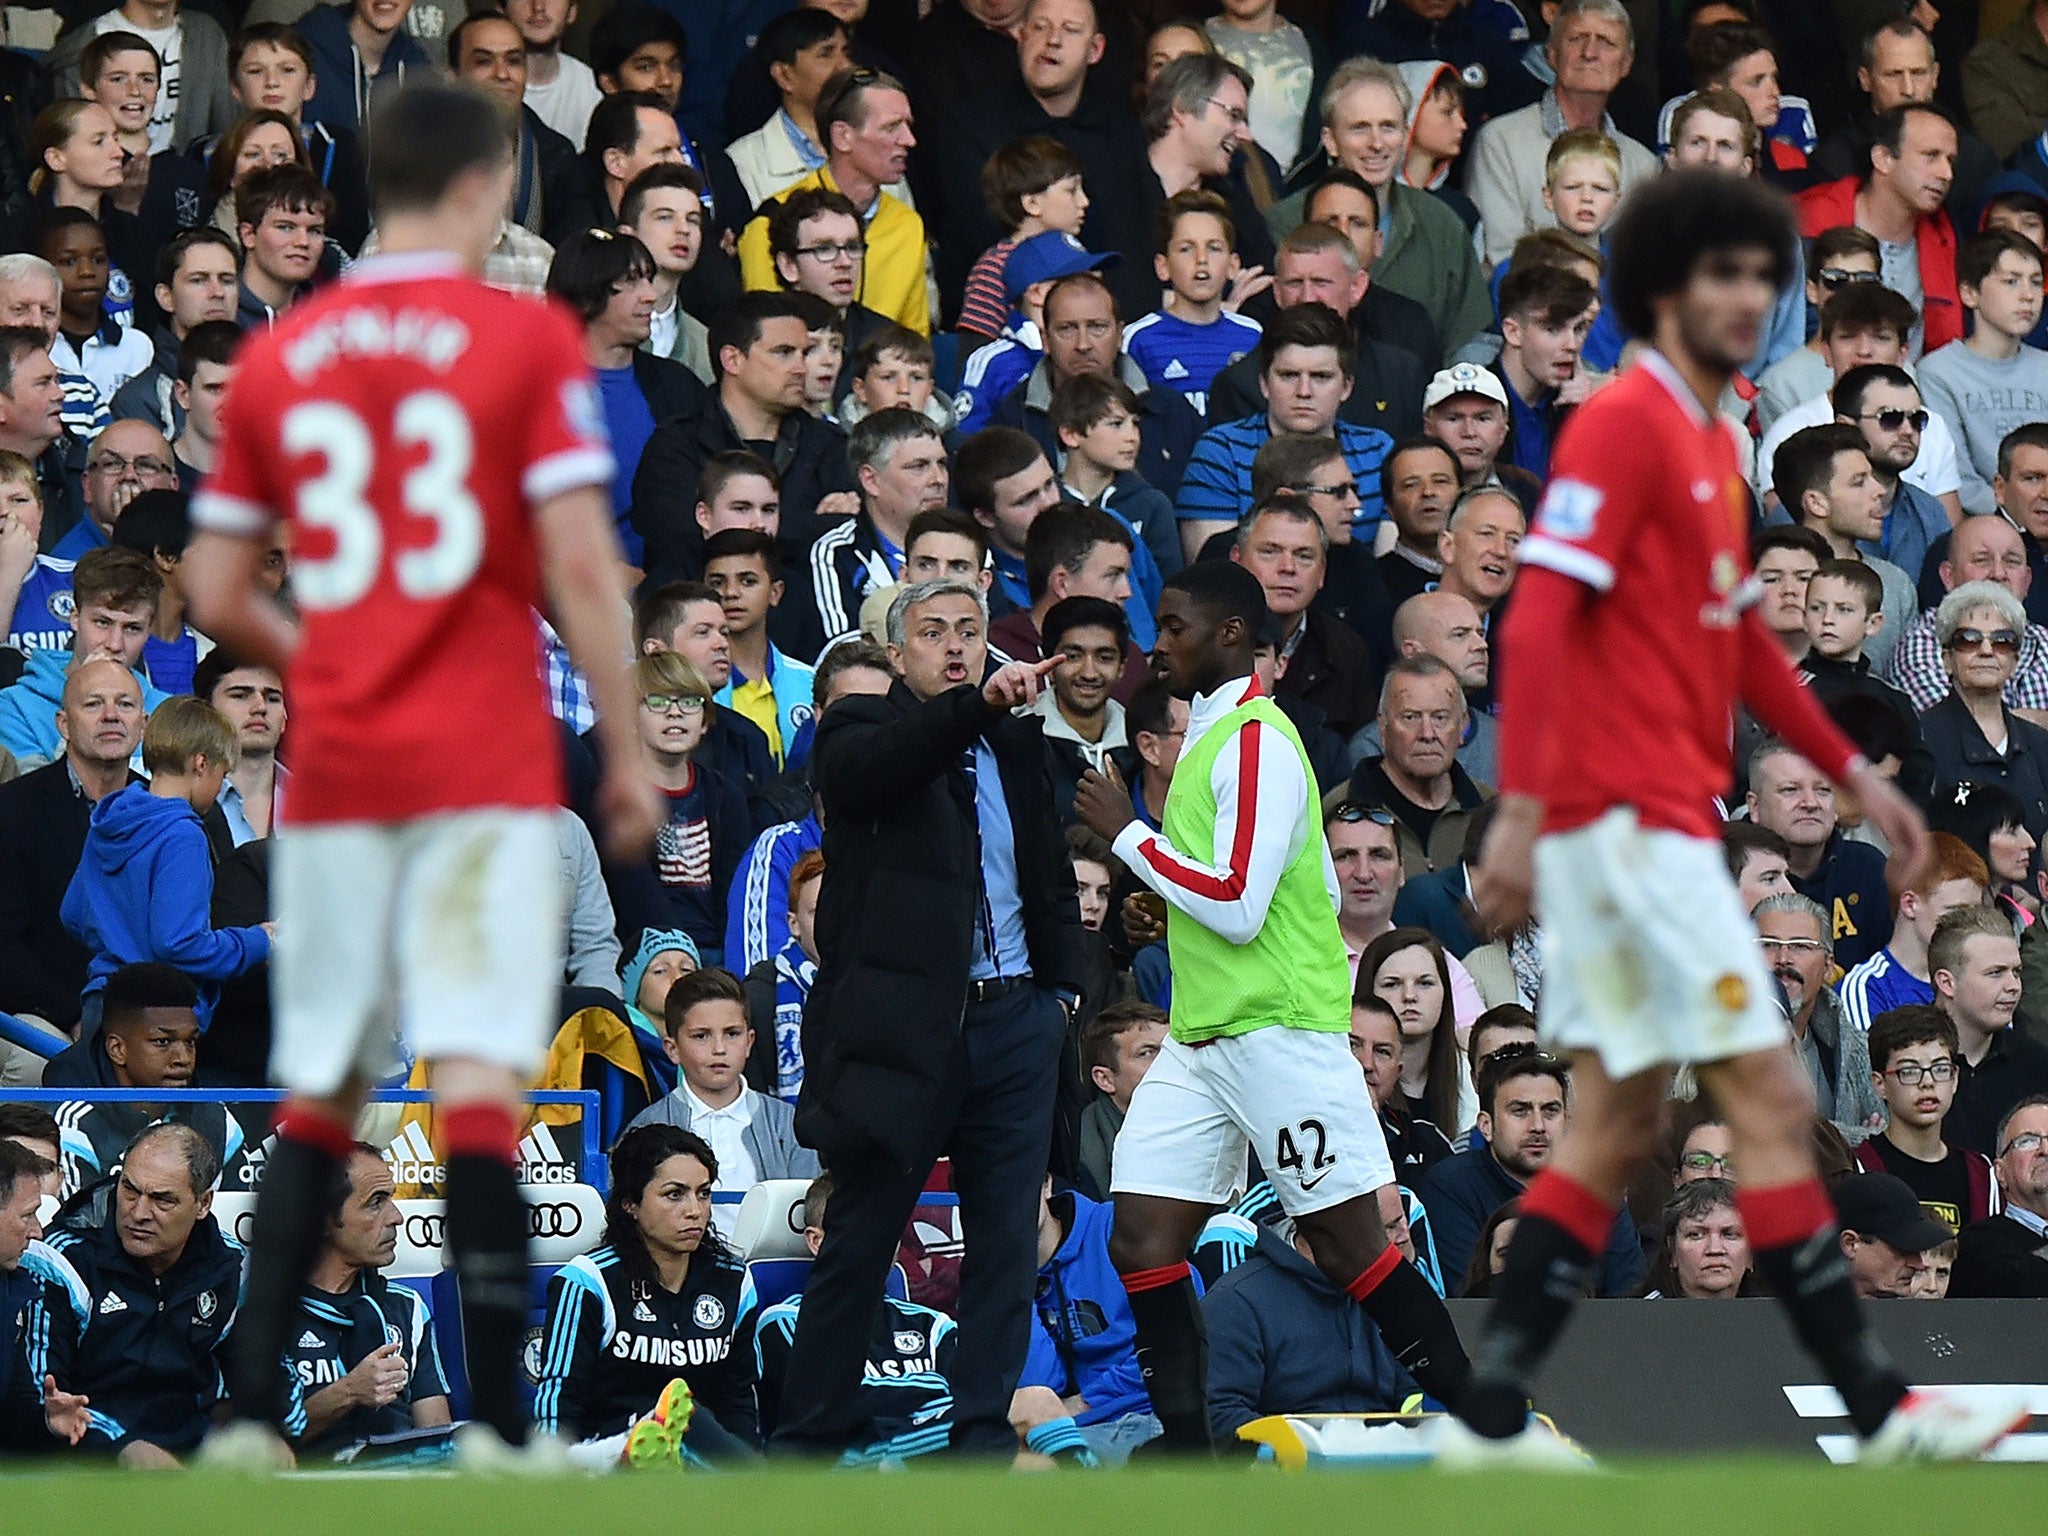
[1423,362,1510,413]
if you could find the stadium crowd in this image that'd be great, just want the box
[3,0,2048,1470]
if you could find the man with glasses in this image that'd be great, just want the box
[1753,892,1885,1133]
[1933,905,2048,1155]
[51,419,177,561]
[766,185,890,399]
[1854,1006,1999,1231]
[1950,1094,2048,1295]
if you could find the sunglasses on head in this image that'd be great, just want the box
[1332,802,1396,826]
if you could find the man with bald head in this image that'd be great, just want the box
[0,656,142,1058]
[1347,591,1498,784]
[50,419,177,562]
[1887,512,2048,722]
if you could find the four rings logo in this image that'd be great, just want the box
[398,1202,586,1250]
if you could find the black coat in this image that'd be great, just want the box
[1919,690,2048,838]
[1205,333,1426,442]
[801,679,1087,1163]
[1949,1212,2048,1297]
[525,107,607,252]
[632,347,711,429]
[0,760,127,1028]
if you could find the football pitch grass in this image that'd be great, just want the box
[5,1459,2044,1535]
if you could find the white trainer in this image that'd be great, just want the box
[453,1423,575,1476]
[1427,1413,1596,1472]
[1860,1390,2031,1464]
[197,1420,296,1473]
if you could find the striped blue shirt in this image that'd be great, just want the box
[1836,946,1935,1036]
[1122,310,1262,417]
[1173,413,1392,534]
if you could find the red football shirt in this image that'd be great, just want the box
[1505,351,1856,839]
[192,253,613,825]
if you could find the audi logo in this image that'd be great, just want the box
[528,1203,584,1240]
[404,1214,448,1247]
[231,1211,257,1246]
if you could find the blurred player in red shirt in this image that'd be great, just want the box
[1445,168,2023,1467]
[185,81,659,1468]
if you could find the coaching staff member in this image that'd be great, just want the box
[773,577,1087,1458]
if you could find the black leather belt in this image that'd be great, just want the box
[967,976,1029,1005]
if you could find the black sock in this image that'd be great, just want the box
[1458,1213,1597,1440]
[446,1153,532,1446]
[231,1135,344,1425]
[1122,1271,1212,1452]
[1349,1254,1472,1410]
[1751,1227,1908,1438]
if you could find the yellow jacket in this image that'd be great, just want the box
[737,164,931,336]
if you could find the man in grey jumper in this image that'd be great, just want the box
[1919,229,2048,516]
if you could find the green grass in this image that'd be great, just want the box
[6,1460,2047,1536]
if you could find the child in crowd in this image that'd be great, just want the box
[40,209,148,435]
[624,967,819,1220]
[619,928,701,1092]
[1754,226,1882,432]
[1853,1006,2000,1231]
[1540,128,1622,249]
[704,526,814,768]
[1123,189,1262,416]
[840,323,957,434]
[1076,1000,1168,1202]
[1917,230,2048,514]
[1051,372,1178,591]
[1981,182,2048,351]
[789,291,845,421]
[0,451,70,655]
[693,450,781,543]
[1799,558,1919,725]
[959,135,1088,346]
[1066,823,1116,934]
[60,696,270,1028]
[1837,833,1987,1033]
[1494,263,1597,481]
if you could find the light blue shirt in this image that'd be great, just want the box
[968,737,1030,981]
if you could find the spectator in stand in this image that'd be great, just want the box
[122,231,245,442]
[1052,373,1178,587]
[1962,0,2048,163]
[1918,232,2048,517]
[0,657,139,1046]
[766,186,895,392]
[1283,60,1492,356]
[1341,655,1492,878]
[219,25,372,255]
[1754,229,1884,433]
[705,528,814,770]
[724,10,850,209]
[1465,0,1659,268]
[634,579,778,807]
[163,324,238,494]
[49,1,235,155]
[1335,0,1536,133]
[1888,514,2048,715]
[0,454,71,659]
[108,490,201,693]
[512,0,603,147]
[1350,991,1453,1186]
[1774,425,1915,671]
[60,695,269,1029]
[619,928,698,1064]
[193,649,285,848]
[740,847,822,1102]
[289,0,433,139]
[633,290,859,590]
[282,1141,451,1459]
[1840,835,1989,1033]
[840,325,953,434]
[1123,190,1264,418]
[1949,1095,2048,1295]
[799,408,947,654]
[27,1123,253,1465]
[1207,221,1430,441]
[1801,559,1923,727]
[740,68,927,336]
[1753,891,1884,1134]
[954,426,1061,618]
[1026,596,1135,823]
[1855,1005,2000,1231]
[1435,486,1526,635]
[1225,431,1396,656]
[48,418,177,564]
[1377,441,1458,615]
[548,227,706,570]
[1351,591,1498,784]
[0,546,170,768]
[24,102,149,331]
[955,136,1088,351]
[1175,303,1392,562]
[607,651,749,966]
[1809,357,1961,576]
[993,271,1204,507]
[1746,738,1894,970]
[1123,678,1187,835]
[626,966,819,1190]
[1361,926,1476,1144]
[616,170,707,386]
[1936,906,2048,1155]
[1793,104,1963,361]
[1919,581,2048,837]
[233,164,334,328]
[1657,22,1814,186]
[1422,1048,1643,1297]
[1230,494,1378,740]
[39,211,151,435]
[0,328,76,550]
[1833,1171,1952,1298]
[1076,1001,1167,1203]
[1930,781,2038,932]
[585,91,686,229]
[1330,799,1488,1020]
[1492,264,1595,485]
[1203,1209,1416,1439]
[1640,1178,1759,1299]
[1725,821,1794,912]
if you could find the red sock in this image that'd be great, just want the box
[440,1102,519,1165]
[275,1104,355,1162]
[1344,1242,1402,1303]
[1119,1261,1191,1295]
[1737,1179,1834,1251]
[1519,1168,1616,1256]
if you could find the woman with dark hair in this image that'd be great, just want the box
[1931,779,2038,930]
[546,228,705,565]
[204,109,310,236]
[1360,926,1476,1140]
[533,1123,759,1467]
[1640,1178,1761,1299]
[1459,1198,1521,1298]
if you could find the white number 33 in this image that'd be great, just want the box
[283,391,484,610]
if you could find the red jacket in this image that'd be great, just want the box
[1793,175,1963,352]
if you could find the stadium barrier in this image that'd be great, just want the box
[1444,1299,2048,1458]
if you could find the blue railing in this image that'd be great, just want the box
[0,1011,60,1059]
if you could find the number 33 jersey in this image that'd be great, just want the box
[192,252,615,825]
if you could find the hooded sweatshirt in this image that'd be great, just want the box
[1019,1190,1153,1426]
[0,647,169,769]
[59,783,270,1023]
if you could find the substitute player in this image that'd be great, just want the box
[1072,557,1470,1456]
[1452,168,2024,1465]
[184,81,661,1467]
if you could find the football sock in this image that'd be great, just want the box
[1025,1416,1100,1466]
[229,1107,354,1426]
[1119,1262,1212,1452]
[444,1104,530,1447]
[1344,1245,1472,1409]
[1457,1170,1608,1440]
[1740,1180,1909,1438]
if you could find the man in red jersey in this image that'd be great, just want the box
[182,81,660,1469]
[1442,168,2024,1467]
